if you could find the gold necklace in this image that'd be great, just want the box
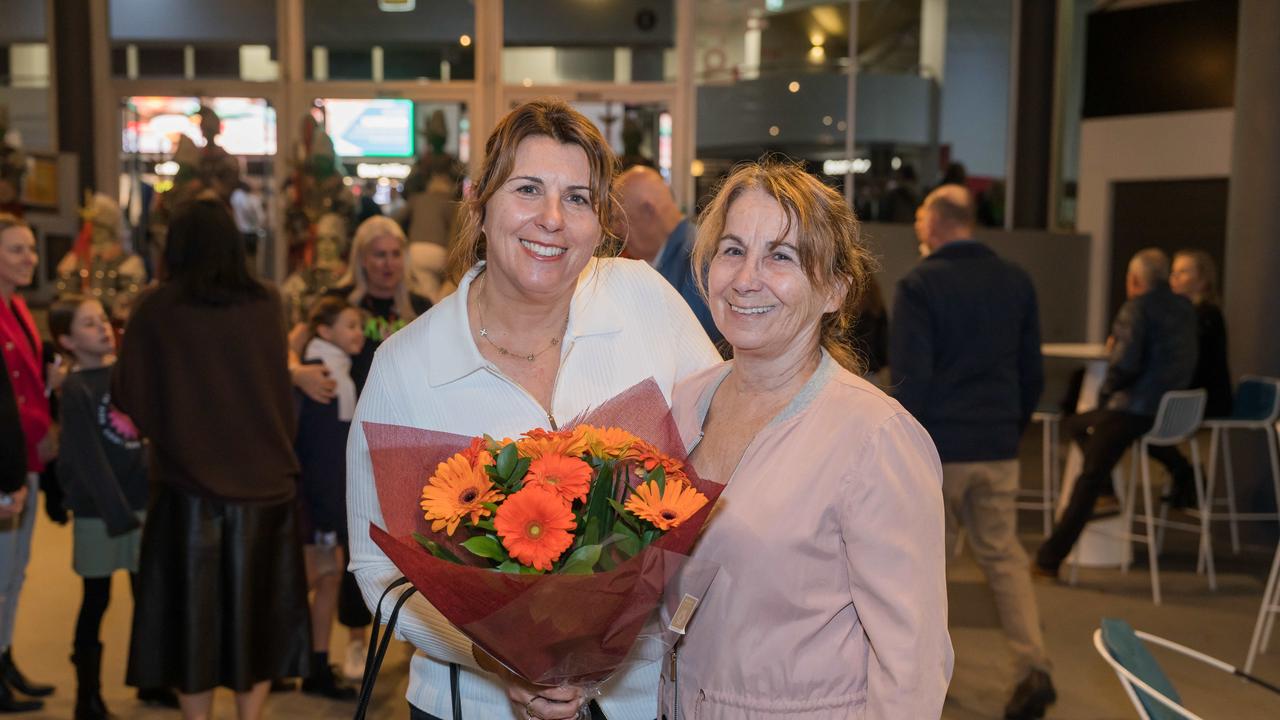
[475,278,569,362]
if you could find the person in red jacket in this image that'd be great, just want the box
[0,212,57,711]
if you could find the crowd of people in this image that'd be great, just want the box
[0,96,1238,720]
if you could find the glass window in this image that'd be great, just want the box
[1,0,52,151]
[502,0,675,85]
[305,0,474,81]
[694,1,1012,226]
[108,0,279,80]
[694,1,857,207]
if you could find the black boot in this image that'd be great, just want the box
[1004,668,1056,720]
[0,677,41,714]
[71,643,114,720]
[0,650,53,698]
[301,653,357,701]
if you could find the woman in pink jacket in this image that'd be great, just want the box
[661,163,953,719]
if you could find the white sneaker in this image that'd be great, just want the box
[343,638,368,682]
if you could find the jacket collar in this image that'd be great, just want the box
[926,239,991,261]
[426,258,623,387]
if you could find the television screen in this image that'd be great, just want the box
[323,99,415,158]
[123,96,277,156]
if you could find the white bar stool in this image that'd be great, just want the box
[1073,390,1211,605]
[1195,376,1280,560]
[1244,540,1280,674]
[1018,410,1061,537]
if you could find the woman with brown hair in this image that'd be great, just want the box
[346,98,720,719]
[661,161,952,718]
[114,199,309,720]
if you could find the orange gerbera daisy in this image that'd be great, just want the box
[420,453,505,535]
[517,428,588,460]
[493,487,576,571]
[630,440,685,477]
[624,479,709,531]
[578,425,638,459]
[459,436,494,469]
[524,454,593,503]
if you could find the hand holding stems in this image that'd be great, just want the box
[473,645,587,720]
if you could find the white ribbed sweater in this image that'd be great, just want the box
[346,258,721,719]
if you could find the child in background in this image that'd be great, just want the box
[50,296,174,719]
[294,296,365,700]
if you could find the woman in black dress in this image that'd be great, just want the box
[1170,250,1232,418]
[1155,249,1233,508]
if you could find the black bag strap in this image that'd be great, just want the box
[353,577,417,720]
[450,661,463,719]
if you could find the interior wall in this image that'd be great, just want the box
[939,0,1012,179]
[1076,108,1233,339]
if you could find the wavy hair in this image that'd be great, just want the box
[448,98,620,283]
[692,159,875,372]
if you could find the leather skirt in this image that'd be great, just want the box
[126,483,310,693]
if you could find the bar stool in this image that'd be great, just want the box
[1244,541,1280,674]
[1118,390,1211,605]
[1195,377,1280,560]
[1018,410,1061,537]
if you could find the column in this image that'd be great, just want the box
[52,0,96,196]
[1009,0,1055,229]
[1223,0,1280,378]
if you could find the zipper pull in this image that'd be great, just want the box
[548,413,558,430]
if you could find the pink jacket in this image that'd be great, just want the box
[661,355,953,719]
[1,293,50,473]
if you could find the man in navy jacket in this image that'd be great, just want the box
[891,185,1053,720]
[615,166,725,354]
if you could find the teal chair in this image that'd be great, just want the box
[1095,617,1280,719]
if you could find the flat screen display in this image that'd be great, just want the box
[123,96,277,156]
[323,99,415,158]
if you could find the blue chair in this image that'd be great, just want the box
[1096,618,1280,719]
[1196,377,1280,558]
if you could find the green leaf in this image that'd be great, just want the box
[512,457,531,480]
[461,535,508,562]
[651,466,667,494]
[474,519,496,532]
[559,544,602,575]
[412,533,462,563]
[602,529,642,559]
[496,560,523,574]
[495,443,518,479]
[583,516,602,547]
[607,498,642,533]
[519,565,544,575]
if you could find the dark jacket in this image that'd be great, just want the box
[294,360,352,539]
[1100,283,1197,416]
[1192,301,1232,418]
[0,349,24,493]
[654,219,725,354]
[57,366,147,536]
[891,241,1044,462]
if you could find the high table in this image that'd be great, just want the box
[1042,343,1132,567]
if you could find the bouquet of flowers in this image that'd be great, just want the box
[363,379,722,691]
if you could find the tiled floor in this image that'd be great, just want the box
[10,487,1280,719]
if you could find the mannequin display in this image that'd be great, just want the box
[56,194,146,324]
[281,212,350,326]
[284,115,354,274]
